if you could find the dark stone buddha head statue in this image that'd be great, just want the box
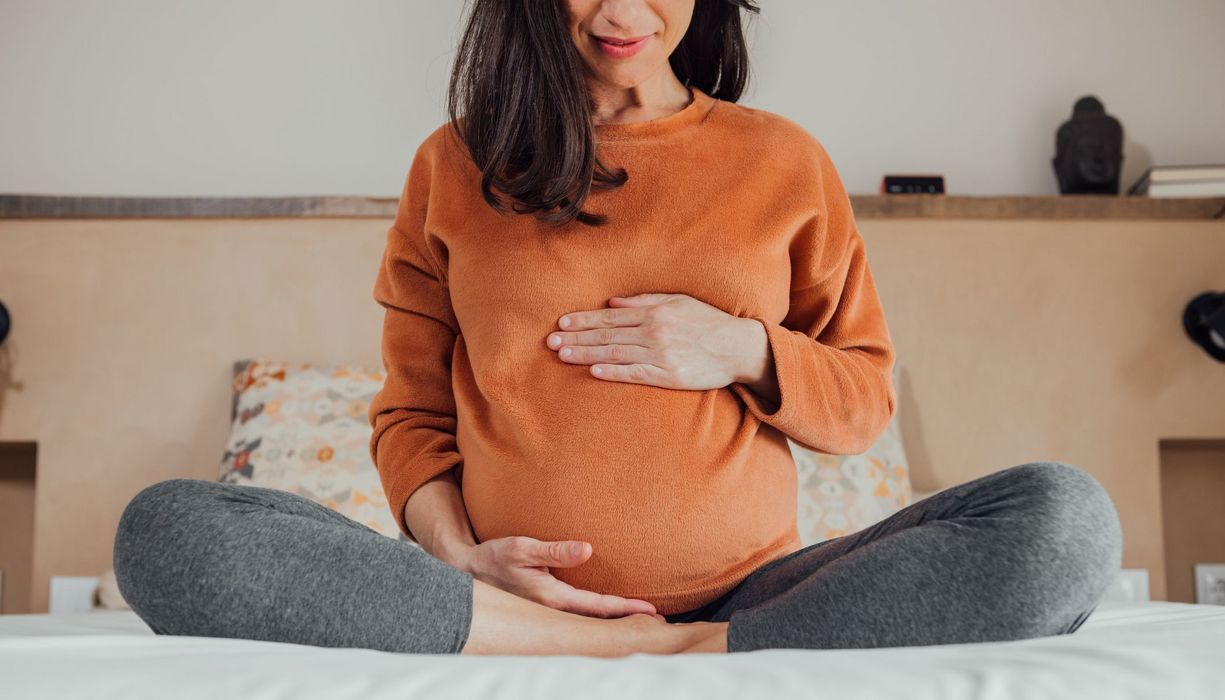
[1053,96,1124,195]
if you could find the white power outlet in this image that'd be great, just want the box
[1195,564,1225,606]
[49,576,100,614]
[1101,568,1150,603]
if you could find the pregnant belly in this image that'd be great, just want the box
[451,348,801,611]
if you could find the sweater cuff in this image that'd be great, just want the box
[372,420,461,544]
[729,314,805,437]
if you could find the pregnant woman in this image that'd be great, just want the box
[113,0,1123,656]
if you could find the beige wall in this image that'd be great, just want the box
[3,0,1225,198]
[1,215,1222,611]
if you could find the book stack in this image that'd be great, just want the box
[1128,165,1225,197]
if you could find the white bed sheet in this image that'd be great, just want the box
[1,601,1223,700]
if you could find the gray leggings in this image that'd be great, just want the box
[112,460,1122,654]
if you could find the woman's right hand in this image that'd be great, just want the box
[454,536,663,620]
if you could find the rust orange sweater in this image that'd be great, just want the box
[367,85,897,615]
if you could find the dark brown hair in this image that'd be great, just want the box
[446,0,761,227]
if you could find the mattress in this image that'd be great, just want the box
[1,601,1223,700]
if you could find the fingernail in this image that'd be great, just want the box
[559,316,571,328]
[548,334,561,347]
[569,542,583,556]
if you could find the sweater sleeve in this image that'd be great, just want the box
[727,139,897,455]
[367,134,463,543]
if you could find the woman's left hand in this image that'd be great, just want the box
[545,293,768,391]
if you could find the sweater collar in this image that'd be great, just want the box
[593,85,716,142]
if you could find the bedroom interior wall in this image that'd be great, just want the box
[1,216,1222,612]
[2,0,1225,198]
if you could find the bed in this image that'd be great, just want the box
[2,600,1223,699]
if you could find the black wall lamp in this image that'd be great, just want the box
[1184,292,1225,362]
[0,300,10,346]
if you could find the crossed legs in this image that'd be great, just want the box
[112,461,1121,655]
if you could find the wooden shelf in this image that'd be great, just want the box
[851,194,1225,220]
[1,193,1223,220]
[0,195,395,219]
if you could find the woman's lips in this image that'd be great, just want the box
[593,34,651,59]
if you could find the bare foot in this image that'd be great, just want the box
[461,578,728,656]
[598,615,730,656]
[675,621,729,653]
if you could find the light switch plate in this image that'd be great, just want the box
[49,576,99,615]
[1195,564,1225,605]
[1101,568,1150,603]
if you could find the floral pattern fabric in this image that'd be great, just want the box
[791,362,912,546]
[219,359,407,540]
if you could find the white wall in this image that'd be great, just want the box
[2,0,1223,197]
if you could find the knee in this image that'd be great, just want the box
[112,478,217,613]
[1005,461,1124,594]
[1009,462,1121,536]
[115,478,212,545]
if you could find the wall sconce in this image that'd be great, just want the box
[1184,292,1225,362]
[0,300,10,346]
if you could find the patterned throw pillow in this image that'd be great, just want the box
[791,362,912,546]
[219,359,407,540]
